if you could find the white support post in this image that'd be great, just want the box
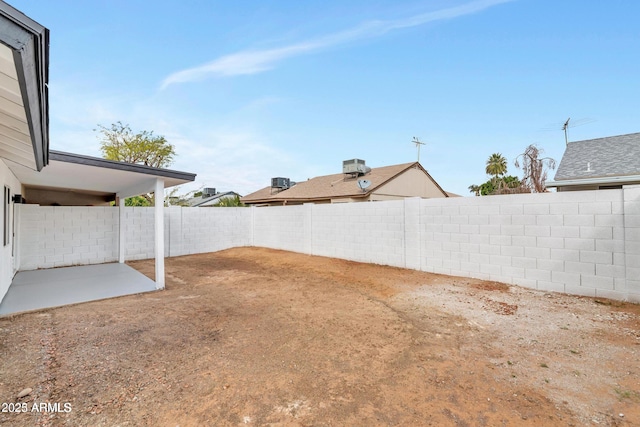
[154,178,165,289]
[117,195,125,263]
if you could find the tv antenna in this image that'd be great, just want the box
[357,179,371,192]
[412,136,426,162]
[550,117,596,145]
[562,118,571,145]
[540,118,595,145]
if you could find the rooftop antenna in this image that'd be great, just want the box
[556,117,595,145]
[412,136,426,162]
[563,118,570,145]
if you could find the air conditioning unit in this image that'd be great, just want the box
[343,159,371,175]
[271,177,290,189]
[202,188,216,198]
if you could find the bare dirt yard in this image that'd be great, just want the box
[1,247,639,426]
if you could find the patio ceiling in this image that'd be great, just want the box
[7,150,196,199]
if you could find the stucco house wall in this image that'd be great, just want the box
[0,158,23,300]
[370,167,446,201]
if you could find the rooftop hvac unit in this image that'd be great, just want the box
[271,177,290,189]
[202,188,216,198]
[343,159,371,176]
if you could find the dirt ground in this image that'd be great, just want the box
[0,247,639,426]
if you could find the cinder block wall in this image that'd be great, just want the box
[309,201,406,267]
[248,188,638,302]
[252,205,307,253]
[171,207,252,256]
[417,191,630,301]
[18,205,119,270]
[16,186,640,302]
[18,206,253,266]
[123,207,155,261]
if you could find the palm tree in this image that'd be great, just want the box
[468,184,480,196]
[486,153,507,179]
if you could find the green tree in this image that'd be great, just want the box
[164,186,203,207]
[97,122,176,205]
[468,184,480,196]
[125,195,152,206]
[97,122,175,168]
[473,175,525,196]
[485,153,508,180]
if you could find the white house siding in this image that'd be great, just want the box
[0,158,23,302]
[13,187,640,303]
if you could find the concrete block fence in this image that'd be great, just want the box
[17,205,252,267]
[16,186,640,302]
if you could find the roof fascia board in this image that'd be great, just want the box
[0,3,49,171]
[50,150,196,182]
[546,175,640,188]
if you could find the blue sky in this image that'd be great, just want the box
[10,0,640,196]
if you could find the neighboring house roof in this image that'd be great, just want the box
[0,2,49,171]
[188,191,240,207]
[242,162,448,204]
[547,132,640,189]
[554,132,640,180]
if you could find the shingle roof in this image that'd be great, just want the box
[554,132,640,181]
[242,162,446,203]
[188,191,239,207]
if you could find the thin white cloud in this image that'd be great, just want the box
[160,0,513,89]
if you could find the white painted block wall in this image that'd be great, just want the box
[18,205,119,270]
[310,201,406,267]
[14,186,640,302]
[18,206,253,268]
[253,205,307,254]
[172,207,252,256]
[418,190,631,301]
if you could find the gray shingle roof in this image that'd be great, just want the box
[188,191,239,207]
[554,132,640,181]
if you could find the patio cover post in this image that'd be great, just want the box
[117,196,125,263]
[154,178,165,289]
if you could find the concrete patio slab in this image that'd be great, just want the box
[0,263,157,316]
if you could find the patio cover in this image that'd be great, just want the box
[5,150,196,289]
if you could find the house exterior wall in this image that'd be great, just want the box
[13,187,640,303]
[371,167,446,200]
[0,158,22,302]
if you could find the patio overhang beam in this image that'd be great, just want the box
[116,177,157,200]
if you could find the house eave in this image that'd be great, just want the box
[0,2,49,171]
[546,174,640,188]
[50,150,197,182]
